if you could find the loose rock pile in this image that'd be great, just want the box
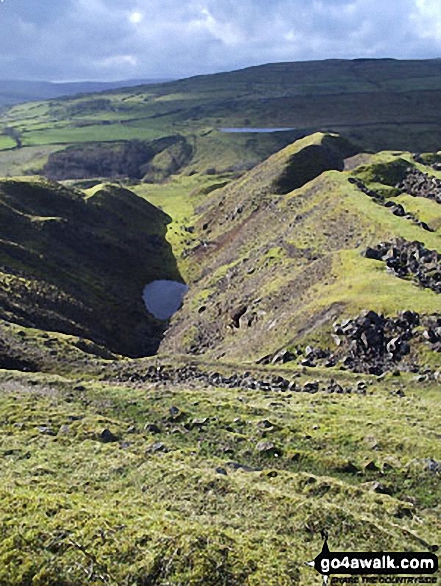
[396,167,441,203]
[332,310,419,375]
[260,305,441,374]
[423,316,441,352]
[365,238,441,294]
[117,363,362,394]
[349,177,383,203]
[349,177,433,232]
[267,346,334,368]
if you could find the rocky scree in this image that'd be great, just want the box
[396,166,441,204]
[365,238,441,294]
[113,363,367,395]
[260,309,441,375]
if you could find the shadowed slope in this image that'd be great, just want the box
[0,178,184,366]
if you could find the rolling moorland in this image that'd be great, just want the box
[0,79,172,110]
[2,58,441,179]
[0,59,440,585]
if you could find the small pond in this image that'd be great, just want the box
[219,127,296,133]
[143,280,189,320]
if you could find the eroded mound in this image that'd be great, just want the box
[160,137,441,373]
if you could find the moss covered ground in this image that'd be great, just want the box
[0,363,439,585]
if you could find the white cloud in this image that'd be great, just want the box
[188,8,243,46]
[411,0,441,42]
[0,0,440,80]
[97,54,138,69]
[129,11,143,24]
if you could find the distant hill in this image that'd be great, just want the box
[0,78,172,108]
[2,58,441,179]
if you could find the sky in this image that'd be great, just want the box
[0,0,441,81]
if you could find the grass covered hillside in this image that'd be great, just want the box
[0,79,169,109]
[2,59,441,180]
[160,132,441,374]
[0,126,440,584]
[0,177,185,366]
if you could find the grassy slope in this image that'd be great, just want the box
[0,128,440,583]
[161,134,441,364]
[2,59,441,178]
[0,79,170,109]
[0,363,439,585]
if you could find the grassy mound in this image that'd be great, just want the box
[272,134,358,194]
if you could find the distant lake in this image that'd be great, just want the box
[143,280,189,321]
[219,127,296,133]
